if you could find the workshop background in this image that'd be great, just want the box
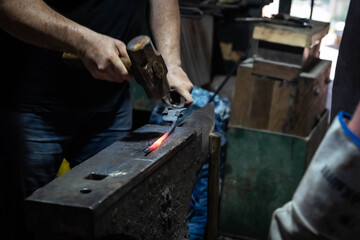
[175,0,350,239]
[26,0,351,239]
[132,0,350,238]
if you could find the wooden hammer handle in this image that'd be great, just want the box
[62,52,132,72]
[119,57,132,71]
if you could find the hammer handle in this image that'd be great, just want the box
[62,52,132,72]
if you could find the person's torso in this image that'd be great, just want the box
[1,0,148,112]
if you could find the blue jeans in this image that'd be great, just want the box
[16,106,132,197]
[1,96,132,239]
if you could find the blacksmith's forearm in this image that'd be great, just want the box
[149,0,181,68]
[0,0,92,54]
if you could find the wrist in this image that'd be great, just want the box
[166,61,182,71]
[64,25,96,56]
[161,52,181,70]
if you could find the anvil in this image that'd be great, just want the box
[25,104,215,240]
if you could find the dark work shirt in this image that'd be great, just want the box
[331,0,360,120]
[0,0,147,112]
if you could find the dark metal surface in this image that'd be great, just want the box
[127,35,185,108]
[206,133,221,240]
[127,35,170,101]
[162,107,186,122]
[236,14,311,28]
[25,104,215,240]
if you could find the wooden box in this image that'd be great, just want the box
[252,20,329,80]
[253,41,321,81]
[230,58,331,137]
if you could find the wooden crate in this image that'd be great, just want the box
[252,20,329,48]
[252,58,302,81]
[230,58,331,137]
[252,19,329,80]
[256,40,321,68]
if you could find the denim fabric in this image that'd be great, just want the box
[14,104,132,197]
[187,162,209,240]
[1,89,131,198]
[1,90,132,239]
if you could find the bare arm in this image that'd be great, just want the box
[149,0,194,104]
[0,0,131,82]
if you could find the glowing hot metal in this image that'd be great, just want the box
[144,121,177,154]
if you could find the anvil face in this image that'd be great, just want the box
[30,124,194,205]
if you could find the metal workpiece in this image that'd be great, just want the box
[25,104,215,240]
[162,107,186,123]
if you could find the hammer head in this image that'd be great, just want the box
[127,35,170,101]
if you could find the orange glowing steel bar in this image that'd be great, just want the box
[144,132,170,154]
[144,118,177,155]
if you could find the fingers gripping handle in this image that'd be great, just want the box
[62,35,183,108]
[62,52,132,72]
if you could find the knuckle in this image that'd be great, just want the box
[118,41,126,48]
[97,59,111,72]
[97,65,106,72]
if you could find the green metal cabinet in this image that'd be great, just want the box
[219,111,329,239]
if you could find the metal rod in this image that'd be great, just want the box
[144,121,177,155]
[206,132,221,240]
[208,40,251,103]
[310,0,314,19]
[208,57,243,103]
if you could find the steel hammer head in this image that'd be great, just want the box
[127,35,170,101]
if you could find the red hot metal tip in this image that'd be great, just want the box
[144,120,177,155]
[144,132,170,154]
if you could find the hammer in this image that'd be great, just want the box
[63,35,184,108]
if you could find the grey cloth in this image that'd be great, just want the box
[269,116,360,240]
